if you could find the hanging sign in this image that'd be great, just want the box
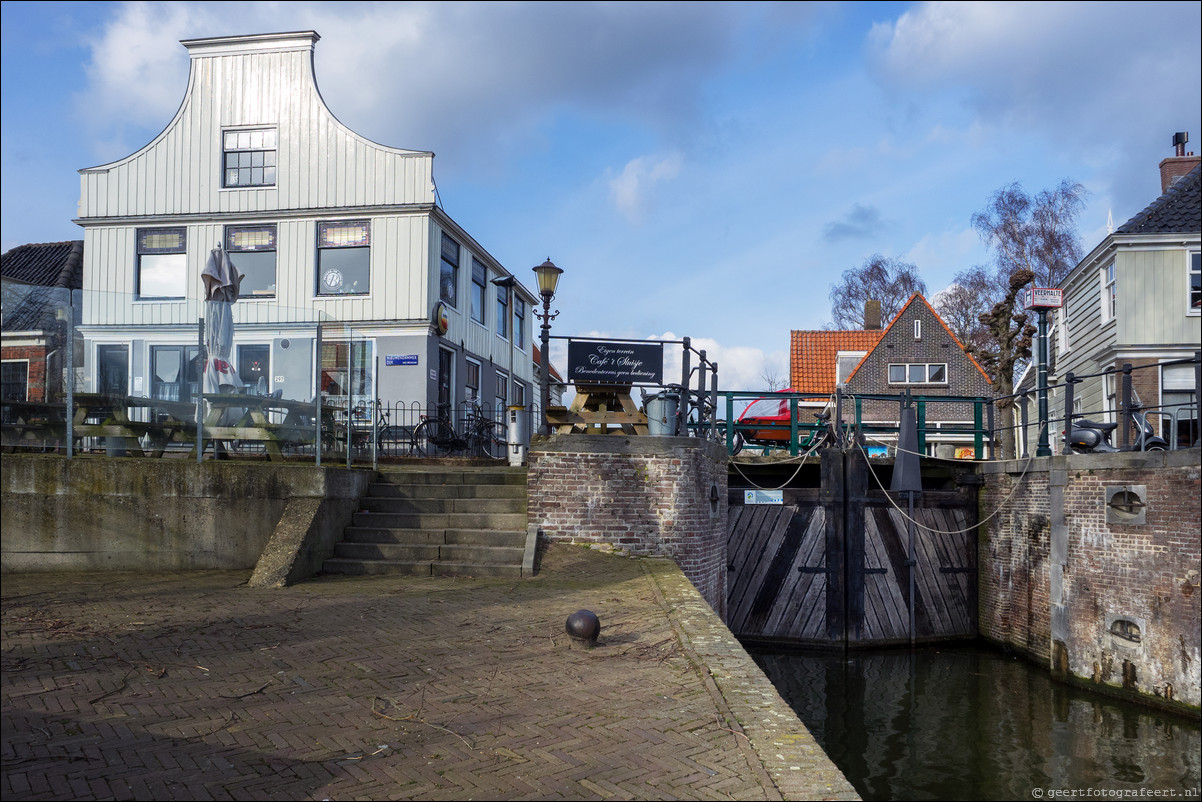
[1022,287,1063,310]
[567,340,663,384]
[432,302,450,335]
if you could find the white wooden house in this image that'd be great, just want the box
[1018,140,1200,453]
[74,31,537,422]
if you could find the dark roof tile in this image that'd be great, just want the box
[1,241,84,289]
[1116,165,1201,235]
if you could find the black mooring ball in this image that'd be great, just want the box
[565,609,600,643]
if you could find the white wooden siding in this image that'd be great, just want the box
[78,41,433,220]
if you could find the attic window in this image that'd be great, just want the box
[836,351,866,385]
[223,128,277,188]
[889,363,947,384]
[914,320,922,340]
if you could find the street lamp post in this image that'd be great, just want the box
[531,258,562,436]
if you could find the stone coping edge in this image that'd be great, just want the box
[640,557,861,801]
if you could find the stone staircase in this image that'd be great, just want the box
[322,465,532,578]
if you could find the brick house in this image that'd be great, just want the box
[791,294,992,454]
[1020,136,1201,451]
[1,241,83,402]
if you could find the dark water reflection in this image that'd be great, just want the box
[753,647,1201,801]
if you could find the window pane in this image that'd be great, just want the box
[139,253,186,297]
[929,364,946,382]
[888,365,905,383]
[318,247,370,295]
[232,251,276,296]
[319,222,369,247]
[909,364,926,383]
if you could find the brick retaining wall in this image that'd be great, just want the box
[980,449,1201,712]
[528,435,728,617]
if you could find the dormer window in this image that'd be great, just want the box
[223,128,277,188]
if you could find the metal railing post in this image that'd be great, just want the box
[1121,363,1133,450]
[197,317,205,464]
[1019,394,1029,459]
[985,400,995,460]
[1194,351,1201,448]
[679,337,691,436]
[1062,373,1076,456]
[833,388,843,448]
[709,361,719,442]
[916,398,926,456]
[315,324,323,467]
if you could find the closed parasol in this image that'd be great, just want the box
[201,245,245,394]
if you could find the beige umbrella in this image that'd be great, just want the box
[201,245,245,394]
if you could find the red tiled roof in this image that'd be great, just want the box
[533,344,563,382]
[789,329,883,394]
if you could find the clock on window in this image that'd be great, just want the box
[322,268,343,292]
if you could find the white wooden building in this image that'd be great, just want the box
[74,30,537,422]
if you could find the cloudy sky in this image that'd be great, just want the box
[2,1,1199,389]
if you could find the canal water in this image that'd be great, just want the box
[753,646,1201,801]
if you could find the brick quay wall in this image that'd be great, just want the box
[979,449,1201,712]
[527,435,729,618]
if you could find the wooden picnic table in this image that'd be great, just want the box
[72,393,197,457]
[196,393,339,462]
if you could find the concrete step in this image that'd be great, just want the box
[322,558,524,579]
[343,528,526,548]
[351,511,528,530]
[365,483,526,500]
[333,542,440,561]
[358,497,526,515]
[375,467,528,485]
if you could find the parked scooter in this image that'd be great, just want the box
[1065,399,1168,453]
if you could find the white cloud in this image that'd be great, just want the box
[608,153,683,224]
[75,1,743,173]
[866,1,1201,216]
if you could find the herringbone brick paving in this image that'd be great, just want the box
[3,544,856,801]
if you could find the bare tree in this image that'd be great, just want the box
[828,255,927,329]
[760,367,787,391]
[971,180,1085,458]
[933,265,1001,360]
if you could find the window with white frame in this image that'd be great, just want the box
[836,351,866,385]
[471,258,487,324]
[1,361,29,401]
[226,225,276,296]
[888,363,948,384]
[137,228,187,299]
[1056,305,1070,355]
[1103,370,1116,424]
[317,221,370,296]
[1189,251,1200,314]
[1162,362,1197,448]
[223,128,277,188]
[513,381,526,409]
[514,296,526,349]
[465,359,481,403]
[1102,262,1116,321]
[440,233,459,308]
[913,320,922,340]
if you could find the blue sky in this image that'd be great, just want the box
[2,1,1200,389]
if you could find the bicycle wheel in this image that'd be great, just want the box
[377,425,411,457]
[413,418,457,457]
[472,420,506,459]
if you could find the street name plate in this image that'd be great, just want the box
[1023,287,1063,309]
[385,354,419,366]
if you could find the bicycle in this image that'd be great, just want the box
[325,400,416,458]
[411,403,505,458]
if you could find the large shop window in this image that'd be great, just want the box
[226,225,277,296]
[318,221,370,296]
[137,228,186,299]
[223,128,277,188]
[440,233,460,308]
[320,341,371,405]
[150,345,200,402]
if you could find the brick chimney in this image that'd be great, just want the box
[1159,132,1200,193]
[864,299,881,331]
